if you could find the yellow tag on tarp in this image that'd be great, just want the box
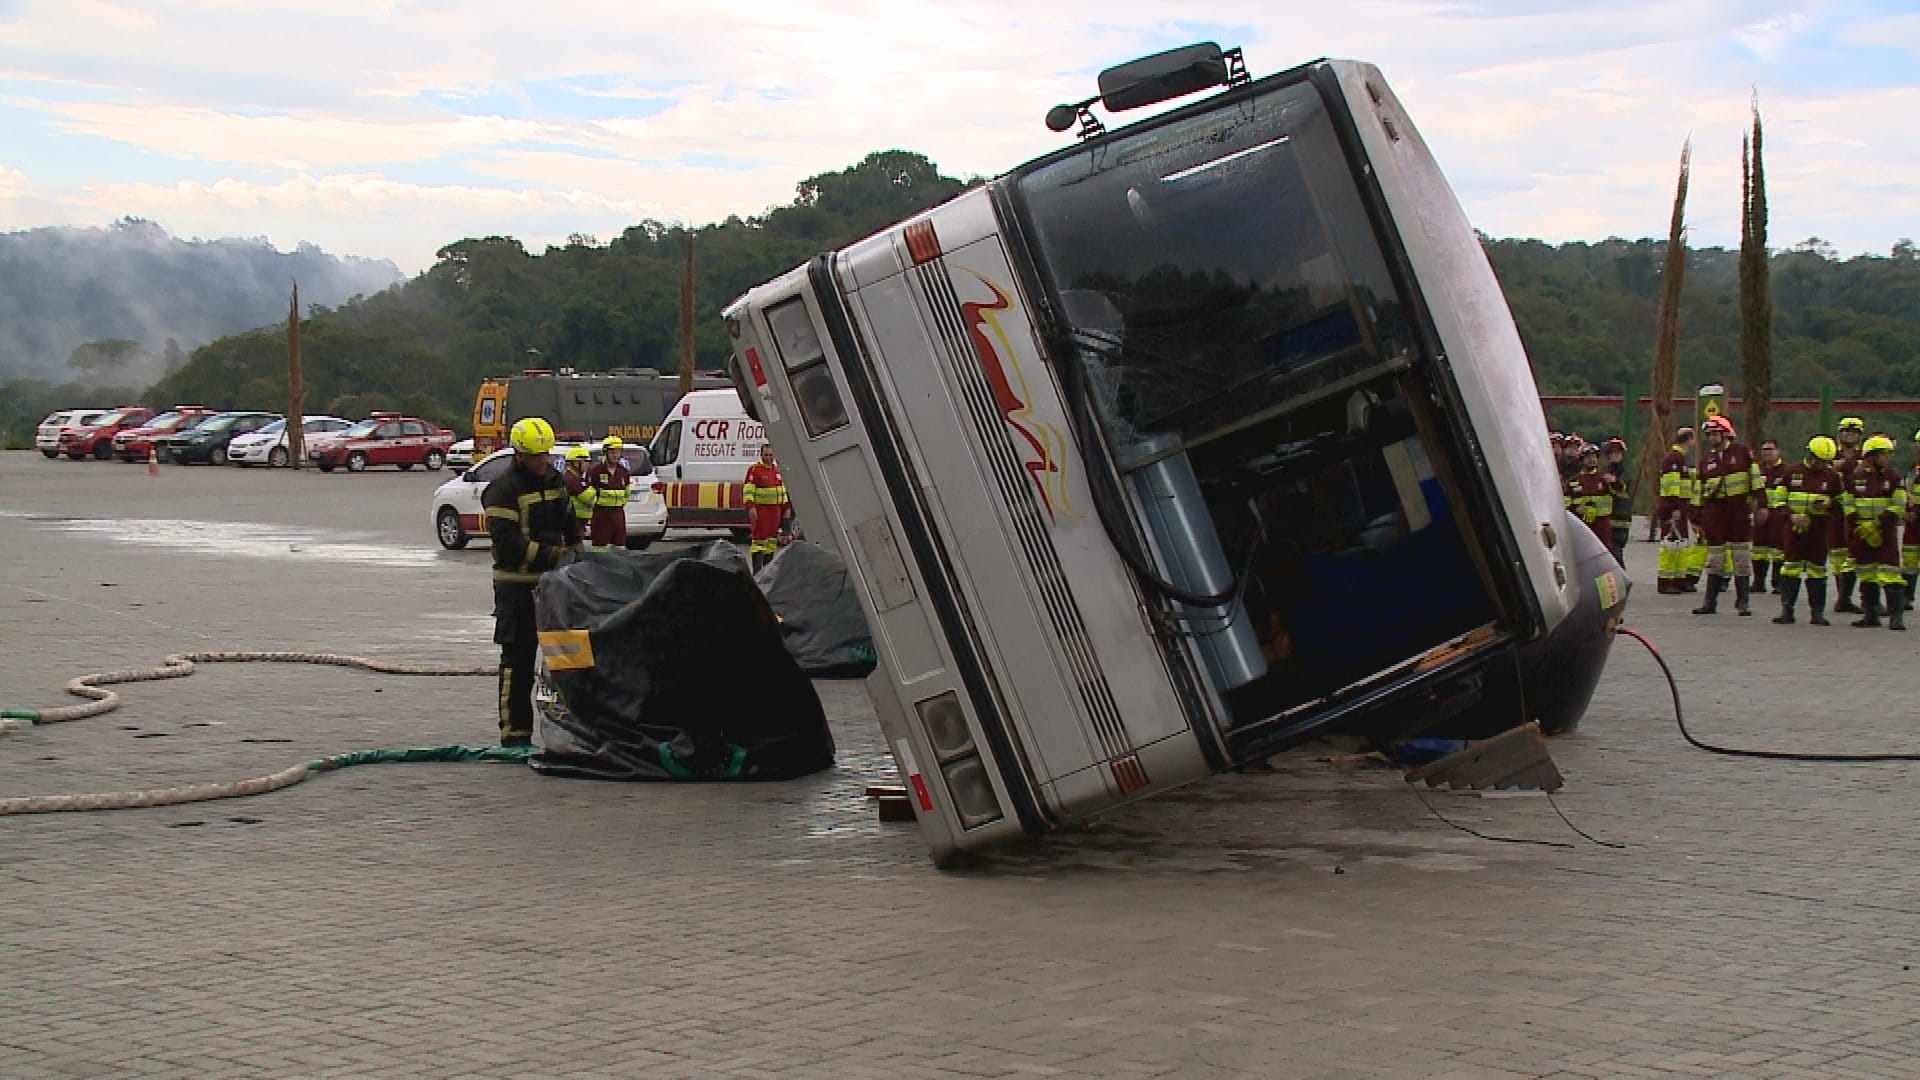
[537,629,595,671]
[1594,571,1623,609]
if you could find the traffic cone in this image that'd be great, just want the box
[147,446,158,476]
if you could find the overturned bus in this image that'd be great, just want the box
[722,47,1626,864]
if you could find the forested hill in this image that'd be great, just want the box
[0,219,401,387]
[1488,235,1920,400]
[5,150,1916,445]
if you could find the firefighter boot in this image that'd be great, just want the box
[1889,584,1906,631]
[1734,575,1752,616]
[1904,573,1917,611]
[1692,575,1724,615]
[1808,579,1831,626]
[1851,583,1882,628]
[1771,577,1800,624]
[1835,571,1861,614]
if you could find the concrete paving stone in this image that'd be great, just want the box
[6,456,1920,1078]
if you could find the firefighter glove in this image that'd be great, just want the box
[1791,513,1811,533]
[1855,520,1882,546]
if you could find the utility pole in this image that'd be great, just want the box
[678,233,696,396]
[287,280,304,469]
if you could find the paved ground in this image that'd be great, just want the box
[0,449,1915,1079]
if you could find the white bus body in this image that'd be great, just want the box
[724,55,1625,863]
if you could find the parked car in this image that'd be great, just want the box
[113,408,217,462]
[313,414,456,473]
[36,409,108,457]
[56,406,152,459]
[446,438,475,470]
[227,415,353,466]
[430,444,665,550]
[158,411,280,465]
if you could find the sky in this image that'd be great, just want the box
[2,0,1916,275]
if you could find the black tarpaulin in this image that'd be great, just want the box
[527,541,835,781]
[754,540,878,680]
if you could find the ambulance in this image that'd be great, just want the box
[722,46,1628,863]
[646,388,764,535]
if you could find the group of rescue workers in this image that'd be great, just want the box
[481,416,792,746]
[1555,418,1919,632]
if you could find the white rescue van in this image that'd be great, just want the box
[647,388,764,534]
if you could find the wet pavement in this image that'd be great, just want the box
[1,449,1917,1078]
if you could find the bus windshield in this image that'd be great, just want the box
[1014,78,1416,471]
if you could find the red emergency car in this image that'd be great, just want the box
[312,414,457,473]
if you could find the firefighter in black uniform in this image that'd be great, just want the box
[485,417,580,746]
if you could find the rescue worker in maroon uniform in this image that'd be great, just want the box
[562,445,596,548]
[1656,427,1698,593]
[1751,437,1787,593]
[586,435,631,550]
[1841,434,1908,630]
[1564,443,1617,555]
[1603,437,1632,567]
[1769,436,1844,626]
[1903,428,1920,613]
[742,443,790,573]
[1830,417,1868,612]
[1692,414,1762,616]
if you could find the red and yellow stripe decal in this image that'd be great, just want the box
[661,481,749,527]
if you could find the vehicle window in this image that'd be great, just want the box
[622,447,652,473]
[401,421,430,436]
[93,409,133,427]
[144,411,181,428]
[575,391,587,405]
[1016,79,1415,466]
[479,398,497,425]
[375,423,404,438]
[593,391,604,405]
[468,455,511,484]
[257,419,287,435]
[651,420,682,466]
[342,419,380,437]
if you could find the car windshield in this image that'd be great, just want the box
[143,411,182,428]
[342,420,380,437]
[1014,77,1415,470]
[256,419,287,435]
[92,409,134,427]
[198,415,240,433]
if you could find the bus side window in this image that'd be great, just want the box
[651,419,682,467]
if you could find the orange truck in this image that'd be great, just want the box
[470,367,731,454]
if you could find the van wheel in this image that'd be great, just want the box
[424,449,445,470]
[268,446,289,467]
[347,451,368,473]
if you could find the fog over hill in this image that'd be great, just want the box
[0,218,402,388]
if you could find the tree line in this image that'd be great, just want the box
[4,148,1917,449]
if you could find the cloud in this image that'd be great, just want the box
[1,0,1913,271]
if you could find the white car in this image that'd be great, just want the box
[430,445,667,551]
[227,415,353,466]
[446,438,475,470]
[36,409,108,457]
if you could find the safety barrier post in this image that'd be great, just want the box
[1818,384,1834,435]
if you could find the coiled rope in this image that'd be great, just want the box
[1,651,513,815]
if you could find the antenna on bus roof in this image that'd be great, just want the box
[1046,43,1250,141]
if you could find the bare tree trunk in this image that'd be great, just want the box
[678,234,695,396]
[287,280,304,469]
[1636,141,1691,528]
[1740,99,1773,443]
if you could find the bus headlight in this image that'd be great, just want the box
[791,364,849,437]
[939,755,1003,829]
[914,691,975,762]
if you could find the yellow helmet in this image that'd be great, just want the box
[1807,435,1837,461]
[1862,434,1895,455]
[602,435,623,450]
[509,417,556,454]
[565,445,589,461]
[1838,416,1866,433]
